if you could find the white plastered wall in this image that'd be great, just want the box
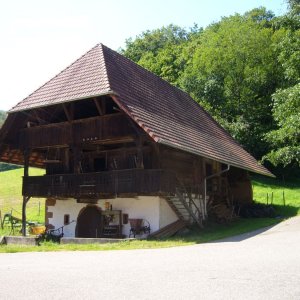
[159,197,178,228]
[47,196,179,238]
[47,199,86,237]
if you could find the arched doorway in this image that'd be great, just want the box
[75,205,102,238]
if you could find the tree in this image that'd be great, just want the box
[263,4,300,168]
[287,0,300,14]
[121,24,202,86]
[263,84,300,167]
[180,9,283,158]
[121,24,189,62]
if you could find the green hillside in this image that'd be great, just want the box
[252,175,300,216]
[0,167,45,226]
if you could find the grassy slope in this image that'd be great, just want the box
[0,169,299,253]
[0,167,45,224]
[252,175,300,217]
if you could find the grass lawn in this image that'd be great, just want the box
[0,167,45,224]
[0,168,299,253]
[252,175,300,217]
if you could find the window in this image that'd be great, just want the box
[64,214,70,225]
[122,214,129,225]
[94,157,107,171]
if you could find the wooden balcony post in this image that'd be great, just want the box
[152,143,161,169]
[23,149,29,177]
[63,147,70,173]
[73,146,81,174]
[136,138,144,169]
[22,149,30,236]
[21,196,30,236]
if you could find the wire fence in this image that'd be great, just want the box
[0,196,45,225]
[254,189,288,207]
[265,191,286,206]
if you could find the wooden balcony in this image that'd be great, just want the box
[19,113,134,149]
[22,169,176,198]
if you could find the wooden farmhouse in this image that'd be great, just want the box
[0,44,273,238]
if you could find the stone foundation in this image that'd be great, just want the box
[4,236,38,246]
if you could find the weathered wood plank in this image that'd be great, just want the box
[63,104,72,122]
[93,98,104,116]
[22,169,177,198]
[19,113,136,149]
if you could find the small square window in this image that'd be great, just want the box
[122,214,128,225]
[64,214,70,225]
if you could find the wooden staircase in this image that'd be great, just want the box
[166,187,203,228]
[149,220,187,239]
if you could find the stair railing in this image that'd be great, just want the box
[174,176,203,228]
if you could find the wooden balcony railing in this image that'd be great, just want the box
[22,169,176,198]
[19,113,133,149]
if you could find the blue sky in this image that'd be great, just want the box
[0,0,287,111]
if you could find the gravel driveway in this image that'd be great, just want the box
[1,217,300,300]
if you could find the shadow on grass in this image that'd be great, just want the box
[169,216,283,245]
[274,204,299,217]
[171,203,299,244]
[251,174,300,189]
[210,223,278,243]
[217,204,300,243]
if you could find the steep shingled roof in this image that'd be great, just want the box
[9,44,273,176]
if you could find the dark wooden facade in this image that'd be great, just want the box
[14,96,251,204]
[16,96,214,199]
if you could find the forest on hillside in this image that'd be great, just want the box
[121,1,300,176]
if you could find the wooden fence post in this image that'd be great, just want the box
[0,210,3,229]
[271,192,273,205]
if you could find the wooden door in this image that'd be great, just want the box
[75,205,102,238]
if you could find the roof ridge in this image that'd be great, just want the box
[9,43,102,113]
[101,43,191,97]
[98,43,112,92]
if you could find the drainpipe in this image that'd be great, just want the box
[204,164,230,220]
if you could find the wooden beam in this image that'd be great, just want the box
[72,146,82,174]
[136,137,144,169]
[21,112,124,130]
[91,136,135,145]
[124,115,145,138]
[21,196,30,236]
[93,98,104,116]
[33,110,41,125]
[23,149,30,177]
[63,148,70,173]
[152,143,161,169]
[21,149,31,235]
[63,104,72,122]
